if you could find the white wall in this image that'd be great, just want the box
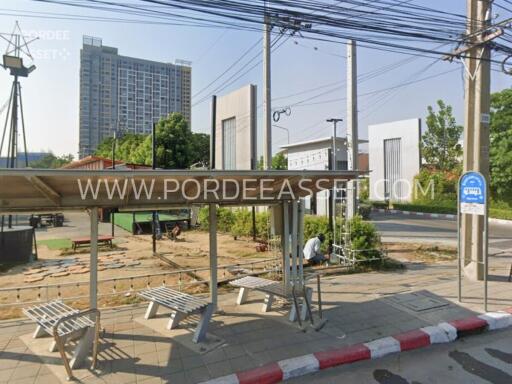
[215,84,257,170]
[368,118,421,202]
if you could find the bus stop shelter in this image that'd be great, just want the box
[0,168,362,310]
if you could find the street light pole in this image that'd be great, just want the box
[272,124,290,144]
[326,118,343,234]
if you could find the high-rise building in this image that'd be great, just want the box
[79,36,191,158]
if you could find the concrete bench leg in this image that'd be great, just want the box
[69,327,95,369]
[145,301,160,319]
[193,304,214,343]
[262,294,274,312]
[33,324,46,339]
[167,311,186,330]
[49,340,59,353]
[236,287,249,305]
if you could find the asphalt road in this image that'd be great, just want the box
[290,327,512,384]
[371,212,512,253]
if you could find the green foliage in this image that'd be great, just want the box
[303,215,333,247]
[490,89,512,203]
[29,153,74,169]
[413,168,458,204]
[257,153,288,170]
[197,208,381,257]
[190,132,210,167]
[347,215,381,260]
[359,177,369,202]
[271,153,288,170]
[422,100,463,171]
[94,113,210,169]
[95,133,146,163]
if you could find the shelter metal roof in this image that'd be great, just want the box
[0,169,363,213]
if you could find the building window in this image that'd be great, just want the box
[222,117,236,170]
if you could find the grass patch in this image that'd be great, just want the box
[37,238,72,250]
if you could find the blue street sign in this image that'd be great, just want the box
[459,171,486,216]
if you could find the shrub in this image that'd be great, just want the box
[346,215,381,260]
[413,168,458,204]
[359,177,369,202]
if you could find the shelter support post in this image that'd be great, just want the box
[90,208,98,309]
[209,203,218,309]
[298,199,305,285]
[291,200,298,284]
[282,201,290,287]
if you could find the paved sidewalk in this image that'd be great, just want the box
[1,257,511,384]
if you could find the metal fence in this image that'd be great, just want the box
[0,258,280,308]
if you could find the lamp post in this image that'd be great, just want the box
[272,124,290,144]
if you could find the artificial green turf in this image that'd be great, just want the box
[114,212,189,232]
[37,238,72,250]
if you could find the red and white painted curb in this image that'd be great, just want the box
[200,309,512,384]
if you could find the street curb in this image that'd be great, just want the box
[371,208,512,226]
[199,309,512,384]
[372,208,456,220]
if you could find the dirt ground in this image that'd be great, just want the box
[0,211,458,320]
[0,225,275,319]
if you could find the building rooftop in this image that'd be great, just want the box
[280,136,368,150]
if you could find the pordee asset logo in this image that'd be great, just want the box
[76,177,343,201]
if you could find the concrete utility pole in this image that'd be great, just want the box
[461,0,492,281]
[346,40,359,219]
[263,0,272,170]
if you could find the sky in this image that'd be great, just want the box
[0,0,511,158]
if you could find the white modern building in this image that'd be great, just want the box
[280,137,368,215]
[368,118,421,202]
[214,84,257,170]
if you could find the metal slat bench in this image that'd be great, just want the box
[23,300,100,380]
[230,276,312,321]
[138,286,213,343]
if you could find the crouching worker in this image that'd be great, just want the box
[303,233,328,265]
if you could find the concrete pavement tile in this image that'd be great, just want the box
[223,345,246,359]
[8,364,40,381]
[229,355,259,372]
[0,367,15,382]
[0,357,19,370]
[134,342,157,356]
[201,348,227,365]
[206,361,232,378]
[31,373,59,384]
[161,371,187,384]
[184,366,210,384]
[6,377,36,384]
[158,359,183,374]
[181,355,205,370]
[138,377,162,384]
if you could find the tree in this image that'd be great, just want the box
[422,100,463,171]
[257,153,288,170]
[190,132,210,167]
[29,153,74,168]
[94,113,208,169]
[95,133,146,162]
[490,88,512,202]
[133,113,193,169]
[271,152,288,170]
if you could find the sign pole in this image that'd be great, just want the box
[458,171,488,311]
[457,175,462,303]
